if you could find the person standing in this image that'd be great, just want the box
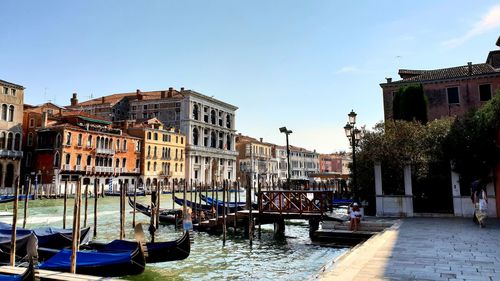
[473,179,488,228]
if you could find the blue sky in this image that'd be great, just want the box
[2,1,500,153]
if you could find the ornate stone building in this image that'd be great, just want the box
[0,79,24,193]
[235,135,278,187]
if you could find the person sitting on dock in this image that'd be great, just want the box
[349,202,362,231]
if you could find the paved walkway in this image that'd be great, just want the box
[318,218,500,281]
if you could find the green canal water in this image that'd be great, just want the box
[0,194,347,280]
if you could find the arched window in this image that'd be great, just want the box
[226,115,231,129]
[14,133,20,150]
[211,131,216,148]
[116,139,121,150]
[147,132,152,140]
[147,162,151,171]
[153,162,157,171]
[76,154,82,166]
[175,163,178,172]
[27,133,33,146]
[147,145,151,157]
[175,149,178,159]
[104,138,109,149]
[0,132,5,149]
[193,104,199,120]
[65,132,71,146]
[55,134,62,148]
[77,133,82,146]
[122,158,126,168]
[153,146,157,157]
[211,110,216,124]
[54,151,60,167]
[87,155,92,166]
[123,140,127,151]
[1,104,7,120]
[226,135,231,150]
[6,133,13,150]
[116,158,120,168]
[87,135,92,147]
[29,118,35,128]
[65,154,71,165]
[154,133,158,141]
[192,128,199,145]
[8,105,14,122]
[180,164,183,172]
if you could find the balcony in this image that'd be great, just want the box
[62,164,72,171]
[74,165,83,171]
[160,171,171,176]
[96,148,115,155]
[85,144,93,150]
[121,167,127,173]
[85,166,93,173]
[134,168,140,173]
[0,150,23,159]
[115,168,121,174]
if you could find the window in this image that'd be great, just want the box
[153,162,157,171]
[479,84,492,101]
[136,159,140,169]
[27,133,33,146]
[87,155,92,165]
[116,139,120,150]
[143,105,147,110]
[54,152,60,167]
[116,158,120,168]
[193,128,199,145]
[76,154,82,166]
[193,104,199,120]
[175,136,178,143]
[122,158,126,168]
[87,135,92,147]
[8,105,14,122]
[55,134,62,148]
[14,133,20,150]
[154,133,158,141]
[211,110,216,124]
[447,87,459,104]
[0,132,4,149]
[11,89,16,96]
[65,132,72,145]
[25,152,32,167]
[132,106,137,110]
[180,137,183,144]
[226,115,231,128]
[147,162,151,171]
[147,145,151,156]
[29,118,35,128]
[123,140,127,150]
[65,154,71,165]
[142,113,147,119]
[147,132,152,140]
[180,164,183,172]
[6,133,13,150]
[135,141,141,152]
[77,134,82,146]
[1,104,6,120]
[3,87,7,95]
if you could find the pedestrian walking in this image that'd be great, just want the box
[473,178,488,228]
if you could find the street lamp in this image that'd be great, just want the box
[279,127,292,189]
[344,110,362,201]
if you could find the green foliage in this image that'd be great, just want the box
[392,84,429,124]
[445,90,500,192]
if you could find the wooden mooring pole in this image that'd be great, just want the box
[132,180,137,228]
[83,183,88,228]
[93,179,98,239]
[63,180,68,229]
[120,182,125,240]
[10,177,19,266]
[70,178,82,274]
[22,177,31,229]
[258,178,261,239]
[156,181,160,230]
[222,180,227,246]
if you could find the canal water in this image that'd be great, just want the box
[0,193,347,280]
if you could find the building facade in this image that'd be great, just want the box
[33,113,141,195]
[0,80,24,193]
[289,146,320,180]
[125,118,186,190]
[380,49,500,122]
[235,135,278,187]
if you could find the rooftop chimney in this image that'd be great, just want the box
[385,77,392,83]
[180,87,185,92]
[70,93,78,106]
[260,138,263,142]
[101,97,105,104]
[41,112,48,128]
[167,87,173,98]
[468,62,473,75]
[161,91,166,99]
[136,89,143,100]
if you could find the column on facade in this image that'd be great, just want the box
[403,164,414,217]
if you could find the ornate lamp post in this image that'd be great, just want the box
[344,110,362,201]
[279,127,292,189]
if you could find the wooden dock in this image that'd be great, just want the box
[0,266,120,281]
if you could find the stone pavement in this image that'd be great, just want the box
[318,218,500,281]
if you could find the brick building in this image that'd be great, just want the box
[124,118,186,190]
[0,79,24,193]
[380,47,500,121]
[32,112,141,195]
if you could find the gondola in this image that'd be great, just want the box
[128,197,182,224]
[0,229,37,264]
[0,259,35,281]
[37,243,145,277]
[200,194,257,209]
[85,229,190,263]
[173,196,240,213]
[104,191,146,197]
[0,198,15,204]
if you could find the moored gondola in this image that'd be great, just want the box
[128,197,182,224]
[85,229,190,263]
[173,196,241,213]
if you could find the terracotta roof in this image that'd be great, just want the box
[387,63,499,85]
[72,93,135,107]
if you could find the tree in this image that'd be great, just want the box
[392,84,429,124]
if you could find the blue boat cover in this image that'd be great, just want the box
[0,274,23,281]
[101,240,136,252]
[39,249,133,270]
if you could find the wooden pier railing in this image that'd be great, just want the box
[258,190,333,215]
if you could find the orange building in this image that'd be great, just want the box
[31,111,141,195]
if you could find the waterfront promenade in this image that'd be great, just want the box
[318,217,500,281]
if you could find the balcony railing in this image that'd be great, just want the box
[96,148,115,155]
[94,166,114,173]
[0,150,23,158]
[134,168,140,173]
[74,165,83,171]
[85,166,93,173]
[62,164,71,171]
[121,168,127,173]
[160,171,171,176]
